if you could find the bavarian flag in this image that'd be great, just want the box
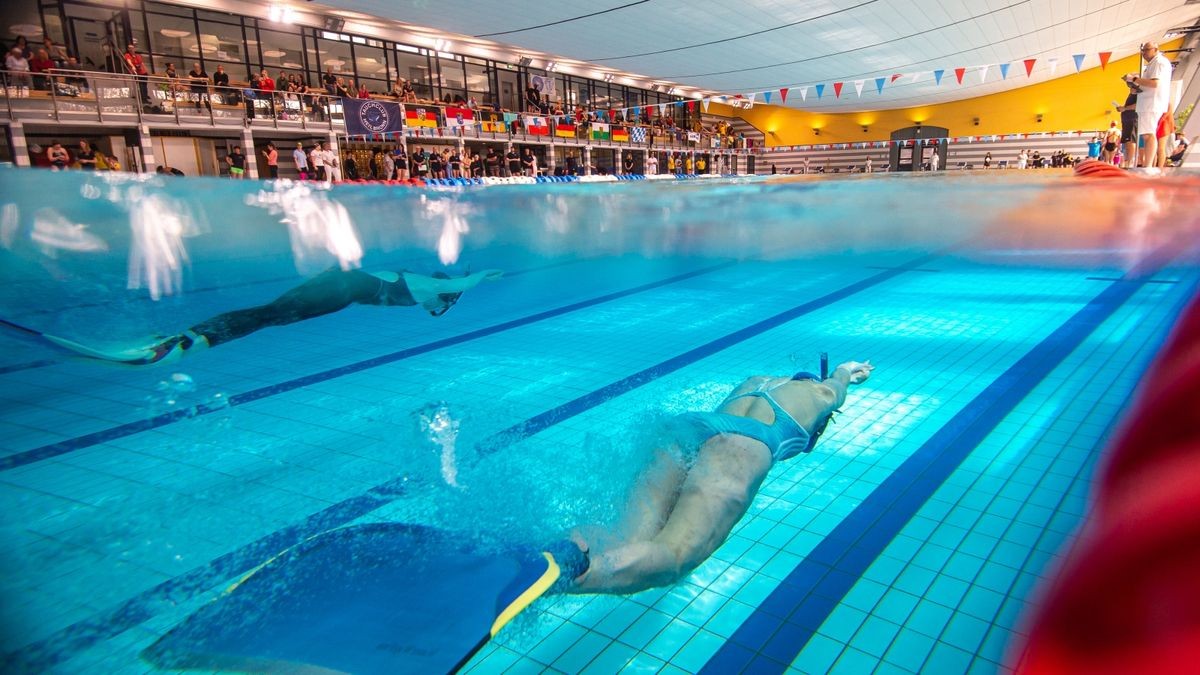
[405,107,438,128]
[524,115,549,135]
[612,126,630,142]
[591,122,610,141]
[443,106,475,129]
[555,120,576,137]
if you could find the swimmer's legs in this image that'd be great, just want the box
[190,268,381,347]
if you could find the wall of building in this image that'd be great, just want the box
[712,41,1182,145]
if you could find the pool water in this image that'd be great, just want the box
[0,168,1197,673]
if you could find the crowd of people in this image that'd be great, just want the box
[27,138,121,171]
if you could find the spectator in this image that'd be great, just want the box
[646,153,658,175]
[1125,42,1172,168]
[40,36,66,66]
[187,62,210,111]
[484,147,500,177]
[12,35,31,59]
[323,144,341,182]
[47,141,70,170]
[1167,133,1189,166]
[212,64,230,101]
[29,48,54,90]
[77,139,97,171]
[394,145,409,181]
[322,68,337,95]
[225,145,246,178]
[984,152,993,169]
[521,147,535,176]
[505,146,520,177]
[262,142,278,179]
[5,47,31,97]
[122,44,149,103]
[156,165,185,176]
[356,80,370,99]
[343,153,359,180]
[312,141,327,180]
[292,142,309,180]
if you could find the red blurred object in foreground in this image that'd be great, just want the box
[1014,292,1200,674]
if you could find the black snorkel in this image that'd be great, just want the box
[792,352,834,453]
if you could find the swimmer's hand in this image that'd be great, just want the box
[837,360,874,384]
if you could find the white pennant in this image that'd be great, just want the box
[1049,58,1058,75]
[701,97,710,112]
[911,71,922,83]
[747,92,757,107]
[659,103,668,115]
[799,86,808,101]
[979,65,989,83]
[853,80,864,97]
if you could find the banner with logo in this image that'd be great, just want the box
[344,98,403,137]
[404,107,438,128]
[443,106,475,129]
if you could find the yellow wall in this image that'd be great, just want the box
[716,42,1179,145]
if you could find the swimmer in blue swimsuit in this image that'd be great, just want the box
[118,267,503,365]
[570,360,875,595]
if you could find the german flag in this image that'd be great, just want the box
[405,108,438,128]
[555,121,576,138]
[612,126,629,142]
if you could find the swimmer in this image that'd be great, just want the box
[564,360,875,594]
[92,268,503,365]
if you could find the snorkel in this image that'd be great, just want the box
[792,352,829,382]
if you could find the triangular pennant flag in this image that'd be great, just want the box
[979,65,989,83]
[875,77,886,94]
[659,103,668,115]
[687,100,695,112]
[1049,57,1058,75]
[832,82,843,98]
[799,86,808,102]
[891,73,903,83]
[763,91,772,103]
[1023,59,1036,77]
[954,67,965,84]
[815,83,825,99]
[747,92,757,106]
[1073,54,1085,72]
[999,62,1010,79]
[911,71,921,83]
[779,88,788,103]
[1098,52,1112,70]
[701,98,709,112]
[854,80,864,97]
[934,69,945,85]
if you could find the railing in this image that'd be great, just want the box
[0,69,750,154]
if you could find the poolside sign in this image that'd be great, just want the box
[343,99,403,137]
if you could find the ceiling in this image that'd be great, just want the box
[314,0,1199,111]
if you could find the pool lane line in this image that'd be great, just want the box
[475,252,944,455]
[0,258,592,375]
[3,251,941,670]
[698,261,1194,674]
[0,262,734,473]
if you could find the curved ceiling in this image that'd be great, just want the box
[318,0,1198,111]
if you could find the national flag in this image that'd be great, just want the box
[404,107,438,128]
[591,122,610,141]
[612,126,629,142]
[629,126,647,143]
[480,119,507,133]
[524,115,549,135]
[555,120,576,137]
[443,106,475,129]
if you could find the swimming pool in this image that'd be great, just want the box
[1,168,1196,673]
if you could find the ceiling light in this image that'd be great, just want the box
[324,58,345,67]
[432,38,452,51]
[603,73,614,82]
[159,29,191,38]
[263,49,286,58]
[545,61,558,72]
[9,24,43,37]
[268,4,298,24]
[282,61,302,68]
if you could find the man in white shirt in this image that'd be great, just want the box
[929,150,939,171]
[311,142,326,181]
[646,154,658,175]
[323,145,341,182]
[1125,42,1173,168]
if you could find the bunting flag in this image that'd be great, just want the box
[591,122,610,141]
[524,115,549,135]
[854,80,864,97]
[612,126,629,142]
[954,67,965,84]
[701,98,710,112]
[999,62,1010,79]
[1073,54,1085,72]
[911,71,922,83]
[891,73,903,83]
[1098,52,1112,70]
[780,87,788,103]
[687,100,696,112]
[502,112,518,124]
[763,91,772,103]
[832,82,843,98]
[875,77,886,94]
[934,69,945,85]
[1049,57,1059,75]
[799,86,808,101]
[608,109,616,122]
[442,106,475,129]
[815,83,825,99]
[1023,58,1036,77]
[404,107,438,128]
[554,120,576,137]
[980,65,989,83]
[659,103,668,115]
[747,92,757,106]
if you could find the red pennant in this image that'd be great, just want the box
[608,109,615,122]
[687,100,695,112]
[1098,52,1112,70]
[891,74,902,83]
[1023,59,1036,77]
[833,82,843,98]
[954,67,965,84]
[779,87,789,103]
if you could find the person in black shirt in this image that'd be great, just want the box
[521,148,535,176]
[448,150,461,178]
[187,62,210,111]
[623,154,635,174]
[506,147,521,177]
[212,64,230,102]
[485,147,501,177]
[322,69,338,95]
[1116,84,1139,169]
[77,139,97,171]
[225,146,246,178]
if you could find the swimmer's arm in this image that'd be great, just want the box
[825,361,874,409]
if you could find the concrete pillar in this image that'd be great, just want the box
[138,124,156,173]
[241,128,258,179]
[583,145,592,175]
[8,121,30,167]
[644,147,650,175]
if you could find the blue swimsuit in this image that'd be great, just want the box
[677,388,814,462]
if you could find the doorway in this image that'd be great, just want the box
[63,3,128,73]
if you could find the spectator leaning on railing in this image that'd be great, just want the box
[6,46,32,97]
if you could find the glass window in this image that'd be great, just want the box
[570,77,589,108]
[464,60,489,104]
[258,27,301,73]
[352,42,388,93]
[145,2,194,18]
[1,0,45,44]
[437,55,463,102]
[314,35,352,84]
[196,19,243,72]
[128,9,150,66]
[395,48,431,99]
[146,13,198,62]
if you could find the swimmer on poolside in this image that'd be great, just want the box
[563,359,875,594]
[76,268,503,365]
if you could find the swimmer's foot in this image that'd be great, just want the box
[546,537,590,593]
[124,330,210,365]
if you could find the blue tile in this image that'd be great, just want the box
[618,608,673,646]
[817,604,868,644]
[960,585,1006,622]
[553,631,611,673]
[580,642,637,675]
[644,619,700,663]
[883,629,935,672]
[906,601,954,638]
[893,565,937,597]
[790,633,845,674]
[924,641,974,673]
[830,646,879,675]
[925,576,970,608]
[671,630,725,673]
[850,616,901,658]
[874,590,920,626]
[941,613,991,653]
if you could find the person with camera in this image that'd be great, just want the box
[1123,42,1172,169]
